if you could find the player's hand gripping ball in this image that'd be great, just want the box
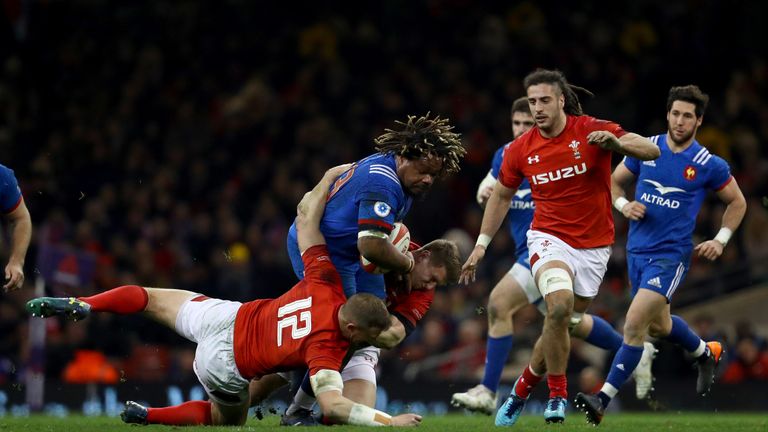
[361,223,410,274]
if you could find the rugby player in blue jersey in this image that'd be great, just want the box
[282,113,466,424]
[0,164,31,292]
[576,85,747,425]
[451,98,655,415]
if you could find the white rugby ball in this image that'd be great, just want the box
[361,222,411,274]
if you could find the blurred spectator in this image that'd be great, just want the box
[721,338,768,383]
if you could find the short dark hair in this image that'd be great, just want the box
[522,69,594,116]
[374,113,466,176]
[343,293,391,332]
[511,97,531,116]
[667,85,709,118]
[420,239,462,285]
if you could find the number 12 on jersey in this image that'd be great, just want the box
[276,297,313,346]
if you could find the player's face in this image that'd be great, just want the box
[511,111,535,139]
[667,100,702,145]
[527,84,565,133]
[411,258,448,291]
[397,154,443,198]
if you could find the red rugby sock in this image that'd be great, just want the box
[514,365,544,399]
[78,285,148,314]
[147,401,212,425]
[547,374,568,399]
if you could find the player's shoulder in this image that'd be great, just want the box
[688,141,728,169]
[359,153,402,190]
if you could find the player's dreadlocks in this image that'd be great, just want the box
[523,69,594,116]
[374,112,466,176]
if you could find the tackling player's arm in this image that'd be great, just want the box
[611,161,646,221]
[695,178,747,261]
[312,369,422,426]
[296,164,353,253]
[372,315,407,350]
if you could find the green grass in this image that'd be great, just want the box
[0,413,765,431]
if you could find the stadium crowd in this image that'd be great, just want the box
[1,1,767,391]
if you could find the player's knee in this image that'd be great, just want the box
[647,320,671,338]
[546,301,572,327]
[487,296,518,325]
[622,317,648,342]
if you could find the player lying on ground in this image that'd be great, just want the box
[461,69,660,426]
[451,97,655,416]
[26,165,423,427]
[249,242,458,423]
[575,85,747,426]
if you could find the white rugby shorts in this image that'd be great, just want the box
[175,296,250,406]
[526,230,611,298]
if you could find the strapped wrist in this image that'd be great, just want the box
[613,197,630,212]
[714,227,733,247]
[476,233,492,249]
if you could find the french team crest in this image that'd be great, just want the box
[683,165,697,181]
[569,140,581,159]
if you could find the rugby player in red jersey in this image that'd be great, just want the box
[26,165,423,427]
[460,69,659,425]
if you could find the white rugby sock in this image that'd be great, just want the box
[285,388,316,415]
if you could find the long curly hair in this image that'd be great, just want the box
[374,112,466,176]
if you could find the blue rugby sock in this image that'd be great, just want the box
[584,315,623,352]
[664,315,703,353]
[599,343,644,407]
[480,335,514,393]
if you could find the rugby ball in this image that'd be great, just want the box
[361,222,411,274]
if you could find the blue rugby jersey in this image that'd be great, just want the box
[623,134,732,259]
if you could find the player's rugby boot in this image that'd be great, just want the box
[633,342,658,399]
[543,396,567,424]
[696,341,724,396]
[574,392,604,426]
[451,384,496,415]
[280,408,319,426]
[26,297,91,321]
[494,377,529,426]
[121,401,149,425]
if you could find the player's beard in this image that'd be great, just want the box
[406,184,432,200]
[668,125,695,145]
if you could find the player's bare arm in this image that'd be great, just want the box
[610,162,646,221]
[312,370,422,426]
[372,315,407,349]
[3,198,31,291]
[296,164,353,253]
[357,237,414,274]
[460,181,516,284]
[588,131,660,161]
[694,178,747,261]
